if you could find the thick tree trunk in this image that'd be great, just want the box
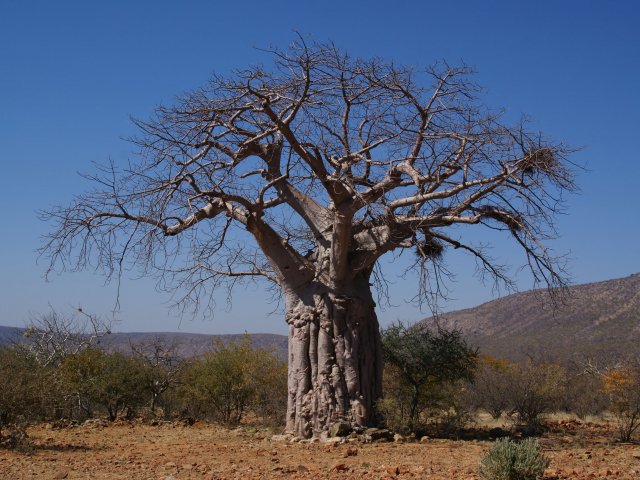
[284,279,383,438]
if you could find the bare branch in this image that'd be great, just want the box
[40,39,576,316]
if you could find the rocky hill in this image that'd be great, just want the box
[423,273,640,361]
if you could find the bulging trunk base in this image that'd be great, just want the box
[285,285,382,438]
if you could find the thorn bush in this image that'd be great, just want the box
[479,437,549,480]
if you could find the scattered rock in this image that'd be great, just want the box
[322,436,344,445]
[385,466,400,475]
[364,428,393,442]
[331,462,349,472]
[393,433,405,443]
[52,472,68,480]
[343,446,358,457]
[180,417,195,426]
[329,421,352,437]
[296,465,309,472]
[83,418,109,428]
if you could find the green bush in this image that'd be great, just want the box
[380,322,477,433]
[176,336,287,425]
[479,438,549,480]
[0,348,58,446]
[60,349,153,421]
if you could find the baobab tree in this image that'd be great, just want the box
[41,41,575,438]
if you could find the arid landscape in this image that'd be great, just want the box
[2,274,640,479]
[1,418,639,480]
[2,3,640,479]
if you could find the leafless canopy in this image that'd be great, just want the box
[41,41,575,313]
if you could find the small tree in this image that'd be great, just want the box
[250,348,288,426]
[602,367,640,442]
[61,349,152,421]
[506,361,566,428]
[177,336,286,425]
[129,337,184,417]
[469,356,519,419]
[0,348,61,447]
[380,322,477,432]
[561,366,608,420]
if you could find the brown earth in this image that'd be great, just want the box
[1,420,639,480]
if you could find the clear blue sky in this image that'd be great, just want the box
[1,1,638,334]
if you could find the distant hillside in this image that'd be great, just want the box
[100,332,288,360]
[0,326,288,360]
[423,273,640,361]
[0,325,22,345]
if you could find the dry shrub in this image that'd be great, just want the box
[602,367,640,442]
[479,437,549,480]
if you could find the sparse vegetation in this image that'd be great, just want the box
[2,309,638,455]
[0,328,288,449]
[602,366,640,442]
[380,322,477,434]
[469,356,518,420]
[176,336,287,426]
[479,437,549,480]
[0,347,69,446]
[60,348,154,421]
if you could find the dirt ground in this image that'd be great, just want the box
[1,419,639,479]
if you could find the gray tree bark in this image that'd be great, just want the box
[284,276,382,438]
